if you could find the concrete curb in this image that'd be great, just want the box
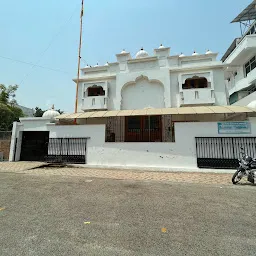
[68,164,235,174]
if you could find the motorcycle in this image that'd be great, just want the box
[232,148,256,185]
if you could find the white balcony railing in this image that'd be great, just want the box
[247,67,256,85]
[82,96,108,110]
[224,35,256,65]
[229,69,256,95]
[180,89,215,106]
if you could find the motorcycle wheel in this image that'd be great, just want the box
[232,169,244,184]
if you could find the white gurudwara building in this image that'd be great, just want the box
[76,46,227,113]
[9,1,256,171]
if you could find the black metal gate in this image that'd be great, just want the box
[196,137,256,169]
[45,138,87,164]
[20,131,49,161]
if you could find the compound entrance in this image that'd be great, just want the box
[20,131,49,161]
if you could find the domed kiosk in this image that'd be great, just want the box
[43,105,60,122]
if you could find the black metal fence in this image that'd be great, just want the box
[196,137,256,169]
[45,138,87,164]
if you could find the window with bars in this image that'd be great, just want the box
[245,56,256,77]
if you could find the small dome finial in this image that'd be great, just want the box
[136,48,149,58]
[159,44,165,49]
[206,49,213,54]
[192,50,199,56]
[51,104,54,110]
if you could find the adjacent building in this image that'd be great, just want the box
[222,0,256,106]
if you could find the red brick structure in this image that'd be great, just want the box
[0,140,11,160]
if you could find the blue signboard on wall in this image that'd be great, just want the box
[218,122,251,134]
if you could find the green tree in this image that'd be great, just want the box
[0,103,13,131]
[56,109,64,114]
[34,107,44,117]
[0,84,18,105]
[0,85,24,130]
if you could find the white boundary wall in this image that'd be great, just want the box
[10,117,256,171]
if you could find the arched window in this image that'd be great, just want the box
[182,76,208,89]
[87,85,105,97]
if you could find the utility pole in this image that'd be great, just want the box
[75,0,84,113]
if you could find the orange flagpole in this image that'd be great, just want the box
[75,0,84,114]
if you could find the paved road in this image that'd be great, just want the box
[0,173,256,256]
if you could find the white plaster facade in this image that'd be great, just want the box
[75,46,227,112]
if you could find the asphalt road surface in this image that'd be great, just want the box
[0,172,256,256]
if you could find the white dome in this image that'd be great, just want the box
[206,49,213,54]
[94,63,99,67]
[247,100,256,108]
[192,51,199,56]
[121,49,127,54]
[104,62,109,66]
[136,48,149,58]
[85,64,90,68]
[179,53,185,57]
[159,44,165,49]
[43,105,60,120]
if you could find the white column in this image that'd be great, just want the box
[9,122,18,161]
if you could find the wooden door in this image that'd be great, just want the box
[125,116,162,142]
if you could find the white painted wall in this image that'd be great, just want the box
[121,77,165,109]
[10,119,105,162]
[11,118,256,171]
[88,119,256,169]
[86,119,256,170]
[116,69,171,110]
[212,69,228,105]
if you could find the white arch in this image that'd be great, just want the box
[121,76,165,110]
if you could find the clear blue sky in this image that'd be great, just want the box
[0,0,251,112]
